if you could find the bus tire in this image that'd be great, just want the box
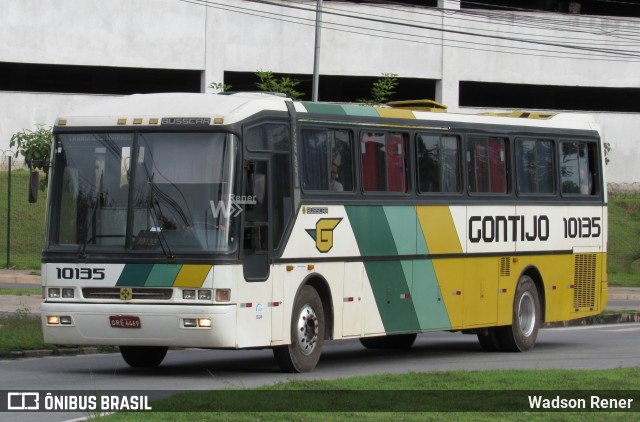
[359,333,417,349]
[499,275,540,352]
[477,328,502,351]
[273,285,325,373]
[119,346,168,368]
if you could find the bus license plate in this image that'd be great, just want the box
[109,316,141,329]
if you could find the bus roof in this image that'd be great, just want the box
[55,92,599,133]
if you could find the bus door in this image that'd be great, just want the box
[241,124,294,343]
[242,159,270,282]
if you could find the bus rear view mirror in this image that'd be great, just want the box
[28,171,39,203]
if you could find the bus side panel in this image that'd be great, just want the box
[417,206,464,330]
[235,265,273,348]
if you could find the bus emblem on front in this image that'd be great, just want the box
[120,288,132,301]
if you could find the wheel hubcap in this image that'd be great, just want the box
[518,291,536,337]
[295,304,319,355]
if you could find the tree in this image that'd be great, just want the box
[10,126,53,190]
[358,73,399,105]
[255,70,303,100]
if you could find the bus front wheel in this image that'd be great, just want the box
[119,346,168,368]
[499,275,540,352]
[273,285,325,373]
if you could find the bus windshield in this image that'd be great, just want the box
[47,132,238,254]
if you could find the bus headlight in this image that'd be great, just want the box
[182,290,196,300]
[62,288,75,299]
[48,288,61,299]
[198,290,212,300]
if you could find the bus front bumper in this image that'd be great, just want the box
[40,302,237,348]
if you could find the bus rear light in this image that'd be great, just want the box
[62,288,75,299]
[48,288,61,298]
[215,289,230,302]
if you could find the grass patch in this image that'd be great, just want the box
[0,169,47,269]
[104,368,640,421]
[0,312,54,352]
[607,272,640,288]
[0,287,41,296]
[0,310,117,355]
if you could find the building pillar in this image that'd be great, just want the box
[202,3,226,93]
[436,0,460,111]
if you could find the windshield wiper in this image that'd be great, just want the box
[147,199,175,262]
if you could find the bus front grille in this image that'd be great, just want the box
[82,288,173,300]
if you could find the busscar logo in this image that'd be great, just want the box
[306,218,342,253]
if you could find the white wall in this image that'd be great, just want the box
[0,92,118,156]
[1,0,639,183]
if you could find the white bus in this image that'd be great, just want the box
[40,93,607,372]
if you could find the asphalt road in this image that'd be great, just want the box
[2,323,639,422]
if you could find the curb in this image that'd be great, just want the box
[0,347,103,359]
[544,312,640,327]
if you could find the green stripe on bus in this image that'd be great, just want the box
[345,205,397,256]
[302,102,346,115]
[383,206,420,255]
[145,264,182,287]
[341,104,379,117]
[116,264,154,286]
[363,260,421,333]
[410,260,451,330]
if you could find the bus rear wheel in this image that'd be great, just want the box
[359,333,417,349]
[498,275,540,352]
[273,285,325,373]
[119,346,168,368]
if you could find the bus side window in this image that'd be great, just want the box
[467,136,508,194]
[417,133,461,193]
[301,128,354,192]
[560,141,597,195]
[516,138,555,195]
[361,131,409,193]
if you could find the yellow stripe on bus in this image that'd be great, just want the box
[173,265,212,287]
[416,206,462,254]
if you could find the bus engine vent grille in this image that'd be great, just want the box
[500,257,511,277]
[82,288,173,300]
[573,254,596,309]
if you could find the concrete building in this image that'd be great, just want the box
[1,0,639,183]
